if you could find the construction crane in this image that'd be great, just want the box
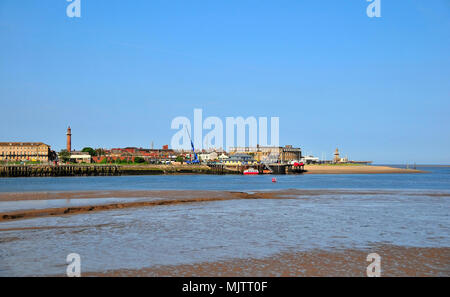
[185,127,200,164]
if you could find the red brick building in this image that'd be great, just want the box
[92,146,176,163]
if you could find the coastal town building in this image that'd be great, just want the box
[333,148,349,163]
[218,153,229,161]
[61,126,90,163]
[333,148,340,163]
[301,155,320,164]
[69,151,92,163]
[198,152,218,162]
[229,145,302,163]
[92,146,177,163]
[0,142,52,162]
[281,145,303,163]
[223,153,258,166]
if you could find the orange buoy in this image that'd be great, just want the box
[272,178,277,183]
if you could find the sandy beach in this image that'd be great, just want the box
[122,164,425,175]
[304,165,424,174]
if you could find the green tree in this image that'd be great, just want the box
[49,150,57,161]
[81,147,97,156]
[95,148,105,157]
[175,155,184,163]
[59,150,70,162]
[134,157,145,163]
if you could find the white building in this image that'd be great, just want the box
[198,152,218,162]
[69,151,92,163]
[300,155,319,164]
[218,153,229,161]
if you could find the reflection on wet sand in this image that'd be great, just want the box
[0,197,153,213]
[86,244,450,277]
[1,189,449,222]
[1,189,449,276]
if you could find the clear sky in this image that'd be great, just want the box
[0,0,449,164]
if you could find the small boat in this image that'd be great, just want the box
[243,168,259,175]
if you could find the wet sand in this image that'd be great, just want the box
[1,187,448,277]
[0,190,291,221]
[1,189,449,222]
[0,191,242,222]
[3,188,448,203]
[84,244,450,277]
[304,165,424,174]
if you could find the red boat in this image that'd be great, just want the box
[243,168,259,175]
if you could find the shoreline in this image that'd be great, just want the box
[303,165,424,174]
[0,164,425,177]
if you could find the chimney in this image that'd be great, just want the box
[66,126,72,152]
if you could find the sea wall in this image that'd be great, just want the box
[0,164,223,177]
[0,165,121,177]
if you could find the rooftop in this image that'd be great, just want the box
[0,142,50,147]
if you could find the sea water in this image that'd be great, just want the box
[0,166,449,276]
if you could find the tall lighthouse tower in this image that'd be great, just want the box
[66,126,72,152]
[333,148,340,163]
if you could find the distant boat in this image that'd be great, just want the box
[243,168,259,175]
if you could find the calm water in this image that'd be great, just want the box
[0,166,449,192]
[0,167,449,276]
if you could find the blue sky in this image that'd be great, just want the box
[0,0,449,164]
